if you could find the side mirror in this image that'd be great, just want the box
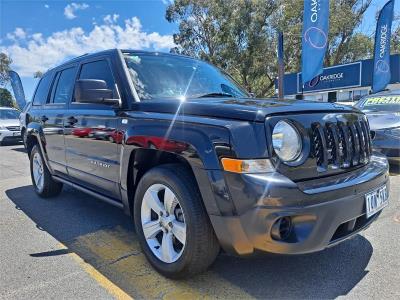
[74,79,120,105]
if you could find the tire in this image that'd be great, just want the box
[134,164,220,278]
[30,144,63,198]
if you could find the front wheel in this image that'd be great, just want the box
[134,164,219,278]
[30,144,63,198]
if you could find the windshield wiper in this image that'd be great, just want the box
[196,92,234,98]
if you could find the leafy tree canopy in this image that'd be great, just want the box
[34,71,44,78]
[0,88,15,108]
[0,53,12,87]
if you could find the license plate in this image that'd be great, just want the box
[365,185,388,218]
[13,132,20,136]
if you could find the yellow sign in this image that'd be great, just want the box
[365,96,400,105]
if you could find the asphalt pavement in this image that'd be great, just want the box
[0,142,399,299]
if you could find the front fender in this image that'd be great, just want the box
[119,116,233,216]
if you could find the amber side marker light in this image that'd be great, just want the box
[221,158,275,173]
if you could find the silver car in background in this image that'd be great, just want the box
[355,91,400,165]
[0,107,21,145]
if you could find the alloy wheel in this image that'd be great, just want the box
[140,183,186,263]
[32,152,44,192]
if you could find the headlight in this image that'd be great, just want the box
[272,120,302,162]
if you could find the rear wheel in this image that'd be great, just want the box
[30,144,63,198]
[134,164,219,278]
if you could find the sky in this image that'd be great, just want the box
[0,0,399,101]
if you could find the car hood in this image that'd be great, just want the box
[130,98,359,122]
[364,111,400,130]
[0,119,19,127]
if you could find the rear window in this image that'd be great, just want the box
[32,73,53,105]
[51,67,77,104]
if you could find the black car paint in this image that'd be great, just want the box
[22,49,389,256]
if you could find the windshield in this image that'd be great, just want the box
[123,53,249,100]
[0,109,19,120]
[356,95,400,112]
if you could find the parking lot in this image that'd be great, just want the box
[0,142,399,299]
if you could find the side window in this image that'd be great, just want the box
[32,73,53,105]
[52,67,77,104]
[78,60,116,97]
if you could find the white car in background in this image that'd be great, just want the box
[0,107,21,145]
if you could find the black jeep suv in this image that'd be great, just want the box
[22,49,389,278]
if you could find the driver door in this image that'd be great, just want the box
[64,57,121,199]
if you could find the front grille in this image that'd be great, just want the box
[311,118,372,172]
[6,126,20,131]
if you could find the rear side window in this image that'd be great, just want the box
[78,60,116,97]
[51,67,77,104]
[32,73,52,105]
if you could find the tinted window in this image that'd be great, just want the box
[52,67,77,104]
[79,60,116,97]
[32,73,53,105]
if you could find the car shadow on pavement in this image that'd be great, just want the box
[9,145,26,153]
[212,236,372,298]
[0,141,23,147]
[6,185,373,299]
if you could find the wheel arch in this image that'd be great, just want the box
[25,122,53,173]
[121,146,223,218]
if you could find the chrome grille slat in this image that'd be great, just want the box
[338,123,351,168]
[328,124,340,168]
[355,121,366,163]
[360,120,371,161]
[349,124,360,166]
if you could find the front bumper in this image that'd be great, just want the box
[210,153,389,255]
[0,129,21,142]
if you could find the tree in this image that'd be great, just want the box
[273,0,374,69]
[391,13,400,54]
[166,0,278,96]
[34,71,44,78]
[167,0,376,97]
[326,0,373,65]
[392,25,400,54]
[0,53,12,87]
[0,88,14,107]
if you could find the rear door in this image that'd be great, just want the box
[64,56,121,199]
[41,65,78,175]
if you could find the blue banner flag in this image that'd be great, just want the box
[372,0,395,93]
[301,0,330,85]
[8,70,26,110]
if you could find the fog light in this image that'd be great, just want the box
[271,216,292,241]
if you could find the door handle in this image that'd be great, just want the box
[66,116,78,125]
[41,115,49,123]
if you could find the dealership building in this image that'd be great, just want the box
[279,54,400,103]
